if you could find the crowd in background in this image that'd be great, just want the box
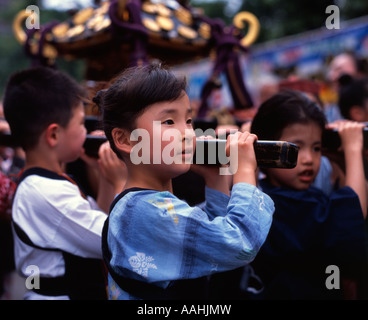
[0,50,368,300]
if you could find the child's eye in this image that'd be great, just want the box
[162,119,174,125]
[186,118,192,126]
[313,146,322,152]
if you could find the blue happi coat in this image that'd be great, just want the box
[102,183,274,300]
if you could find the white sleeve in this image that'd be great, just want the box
[13,176,107,259]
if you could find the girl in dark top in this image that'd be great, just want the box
[249,89,368,299]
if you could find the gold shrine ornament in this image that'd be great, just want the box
[233,11,260,47]
[156,16,174,31]
[178,25,197,40]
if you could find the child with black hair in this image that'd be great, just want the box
[337,76,368,185]
[338,76,368,121]
[250,89,368,299]
[96,62,275,300]
[3,66,126,300]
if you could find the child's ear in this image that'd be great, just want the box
[112,128,133,154]
[45,123,60,147]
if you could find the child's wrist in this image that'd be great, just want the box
[343,146,363,154]
[205,175,231,195]
[204,175,226,188]
[233,167,257,186]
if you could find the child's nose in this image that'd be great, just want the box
[182,129,194,143]
[177,123,192,139]
[300,149,313,164]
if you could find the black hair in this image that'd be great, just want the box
[3,66,86,151]
[93,62,187,159]
[338,76,368,119]
[251,90,326,140]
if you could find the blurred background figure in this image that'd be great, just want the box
[328,52,367,91]
[324,52,368,122]
[338,76,368,122]
[0,101,25,300]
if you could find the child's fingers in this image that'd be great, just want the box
[244,133,258,144]
[237,131,258,146]
[237,131,250,143]
[80,148,99,168]
[99,141,121,167]
[336,120,365,131]
[98,141,111,157]
[225,132,242,156]
[89,129,106,137]
[336,121,365,152]
[225,131,257,157]
[326,119,348,130]
[98,142,114,167]
[196,135,216,140]
[339,122,365,138]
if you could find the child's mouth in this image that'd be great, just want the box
[181,149,193,159]
[298,169,314,183]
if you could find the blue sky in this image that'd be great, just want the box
[42,0,94,10]
[42,0,243,16]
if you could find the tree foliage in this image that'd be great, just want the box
[0,0,85,97]
[1,0,368,96]
[190,0,368,43]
